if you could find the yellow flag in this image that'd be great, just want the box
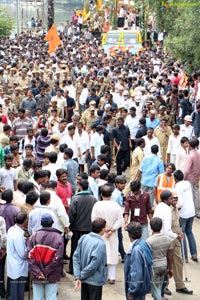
[45,24,61,54]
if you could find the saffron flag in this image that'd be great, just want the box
[45,24,61,54]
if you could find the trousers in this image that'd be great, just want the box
[190,182,200,217]
[81,282,102,300]
[9,276,27,300]
[33,283,57,300]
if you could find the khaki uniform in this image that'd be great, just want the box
[2,102,17,115]
[81,114,97,130]
[47,106,62,118]
[123,146,144,196]
[171,206,186,289]
[17,76,30,88]
[154,126,172,164]
[12,94,23,109]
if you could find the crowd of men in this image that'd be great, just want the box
[0,7,200,300]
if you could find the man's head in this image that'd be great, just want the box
[92,218,106,236]
[165,163,176,176]
[180,136,189,149]
[79,179,89,191]
[1,189,13,203]
[129,107,136,117]
[150,217,162,233]
[16,212,28,227]
[56,168,68,185]
[101,184,113,199]
[22,158,32,171]
[136,138,145,149]
[90,165,100,179]
[151,145,159,155]
[160,190,172,206]
[64,148,73,160]
[40,191,51,206]
[4,154,13,169]
[127,221,142,241]
[115,175,126,191]
[130,180,141,195]
[25,191,39,206]
[33,170,47,184]
[173,169,184,183]
[41,213,54,228]
[189,138,199,150]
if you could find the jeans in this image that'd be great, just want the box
[141,185,155,208]
[118,227,126,259]
[116,149,130,175]
[9,276,27,300]
[141,224,149,241]
[151,268,166,300]
[33,283,57,300]
[179,217,197,258]
[81,282,102,300]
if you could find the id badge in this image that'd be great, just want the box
[134,208,140,217]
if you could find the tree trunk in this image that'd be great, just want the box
[48,0,54,29]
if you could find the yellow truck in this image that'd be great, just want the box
[102,30,143,54]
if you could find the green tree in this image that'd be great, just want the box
[165,3,200,73]
[0,8,14,37]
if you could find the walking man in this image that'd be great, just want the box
[73,218,107,300]
[124,221,153,300]
[7,212,28,300]
[28,213,64,300]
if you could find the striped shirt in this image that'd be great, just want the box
[12,117,33,140]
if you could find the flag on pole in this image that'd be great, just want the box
[45,24,61,54]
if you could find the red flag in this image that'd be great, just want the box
[45,24,61,54]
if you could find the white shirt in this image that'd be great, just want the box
[90,132,104,158]
[167,134,181,155]
[175,180,195,219]
[7,225,28,279]
[75,130,90,154]
[143,135,161,158]
[66,84,76,100]
[154,202,177,240]
[180,124,194,139]
[43,163,57,181]
[52,126,68,141]
[124,115,139,139]
[88,176,99,200]
[61,134,80,159]
[79,88,89,105]
[45,189,70,232]
[175,147,188,172]
[28,205,58,235]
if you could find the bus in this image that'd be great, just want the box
[102,30,142,55]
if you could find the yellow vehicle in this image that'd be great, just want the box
[76,0,103,21]
[102,30,143,54]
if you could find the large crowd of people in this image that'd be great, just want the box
[0,6,200,300]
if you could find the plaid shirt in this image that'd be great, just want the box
[0,216,6,248]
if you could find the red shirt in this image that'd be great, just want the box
[56,181,72,213]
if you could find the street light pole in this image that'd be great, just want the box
[16,0,19,35]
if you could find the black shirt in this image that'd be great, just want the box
[112,125,130,150]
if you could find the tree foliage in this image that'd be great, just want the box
[0,8,14,37]
[143,0,200,73]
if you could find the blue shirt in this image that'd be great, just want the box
[62,158,79,193]
[146,118,160,129]
[7,225,28,279]
[110,188,123,207]
[140,154,164,187]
